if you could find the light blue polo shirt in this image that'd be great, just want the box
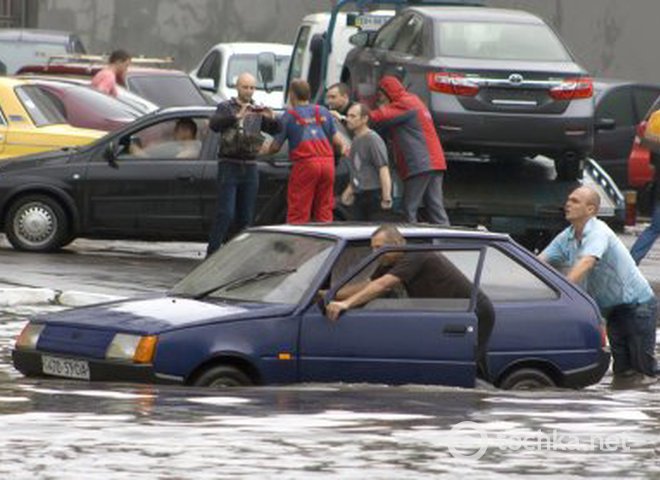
[542,218,655,310]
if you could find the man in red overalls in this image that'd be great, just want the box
[268,79,347,224]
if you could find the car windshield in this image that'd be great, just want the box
[436,21,571,61]
[226,54,290,90]
[14,85,67,126]
[126,75,209,107]
[170,231,336,304]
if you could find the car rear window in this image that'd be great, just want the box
[436,21,571,62]
[40,84,142,119]
[14,85,67,126]
[126,75,209,107]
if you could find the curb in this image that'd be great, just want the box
[0,287,125,308]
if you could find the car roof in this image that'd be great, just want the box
[212,42,292,56]
[0,29,76,43]
[17,63,190,77]
[255,223,508,241]
[408,6,544,24]
[0,76,32,88]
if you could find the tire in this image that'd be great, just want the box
[5,194,70,252]
[555,156,584,181]
[192,365,253,388]
[499,368,556,390]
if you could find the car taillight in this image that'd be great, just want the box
[599,323,608,349]
[549,77,593,101]
[427,72,479,97]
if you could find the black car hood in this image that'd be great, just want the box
[0,149,75,173]
[33,296,295,335]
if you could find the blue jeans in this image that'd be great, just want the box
[207,161,259,255]
[630,199,660,264]
[606,299,658,377]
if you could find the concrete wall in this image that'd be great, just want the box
[35,0,334,71]
[34,0,660,82]
[489,0,660,83]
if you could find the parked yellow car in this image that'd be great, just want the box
[0,77,104,158]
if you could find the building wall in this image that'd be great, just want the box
[35,0,334,71]
[34,0,660,82]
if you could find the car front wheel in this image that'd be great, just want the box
[499,368,556,390]
[6,195,70,252]
[192,365,253,388]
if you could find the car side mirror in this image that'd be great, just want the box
[349,31,372,48]
[257,52,276,91]
[595,117,616,131]
[103,142,119,169]
[196,77,216,93]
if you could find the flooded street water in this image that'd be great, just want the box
[1,310,658,479]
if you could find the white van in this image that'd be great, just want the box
[286,11,393,103]
[190,42,291,108]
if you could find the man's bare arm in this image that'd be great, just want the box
[326,274,400,321]
[334,280,369,301]
[566,256,598,284]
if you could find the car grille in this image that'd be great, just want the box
[37,325,115,359]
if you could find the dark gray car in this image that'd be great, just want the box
[343,7,594,180]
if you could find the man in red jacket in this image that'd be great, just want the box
[370,76,449,226]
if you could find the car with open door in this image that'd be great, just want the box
[12,224,610,390]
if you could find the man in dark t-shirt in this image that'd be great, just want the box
[326,225,494,373]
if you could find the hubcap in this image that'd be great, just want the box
[14,203,56,247]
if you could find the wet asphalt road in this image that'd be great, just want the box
[0,231,659,478]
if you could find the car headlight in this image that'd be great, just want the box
[105,334,158,364]
[15,323,45,350]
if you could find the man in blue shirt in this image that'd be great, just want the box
[540,186,657,384]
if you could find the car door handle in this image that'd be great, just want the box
[443,324,468,336]
[177,174,196,183]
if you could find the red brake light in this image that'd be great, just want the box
[427,72,479,97]
[549,77,593,101]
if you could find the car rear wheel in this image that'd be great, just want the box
[499,368,556,390]
[193,365,253,388]
[6,195,70,252]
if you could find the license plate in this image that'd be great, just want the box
[42,355,90,380]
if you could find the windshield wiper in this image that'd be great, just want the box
[195,268,297,298]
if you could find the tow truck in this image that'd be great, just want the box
[278,0,625,250]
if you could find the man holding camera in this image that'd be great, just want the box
[206,72,281,256]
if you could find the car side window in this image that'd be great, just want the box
[116,117,207,160]
[633,88,660,123]
[373,14,410,51]
[338,248,480,312]
[479,247,558,302]
[198,51,221,88]
[392,14,425,55]
[596,87,634,127]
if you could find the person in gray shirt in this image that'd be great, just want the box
[341,103,393,220]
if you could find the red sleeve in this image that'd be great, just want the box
[369,101,412,129]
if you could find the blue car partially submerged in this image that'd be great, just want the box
[13,225,610,389]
